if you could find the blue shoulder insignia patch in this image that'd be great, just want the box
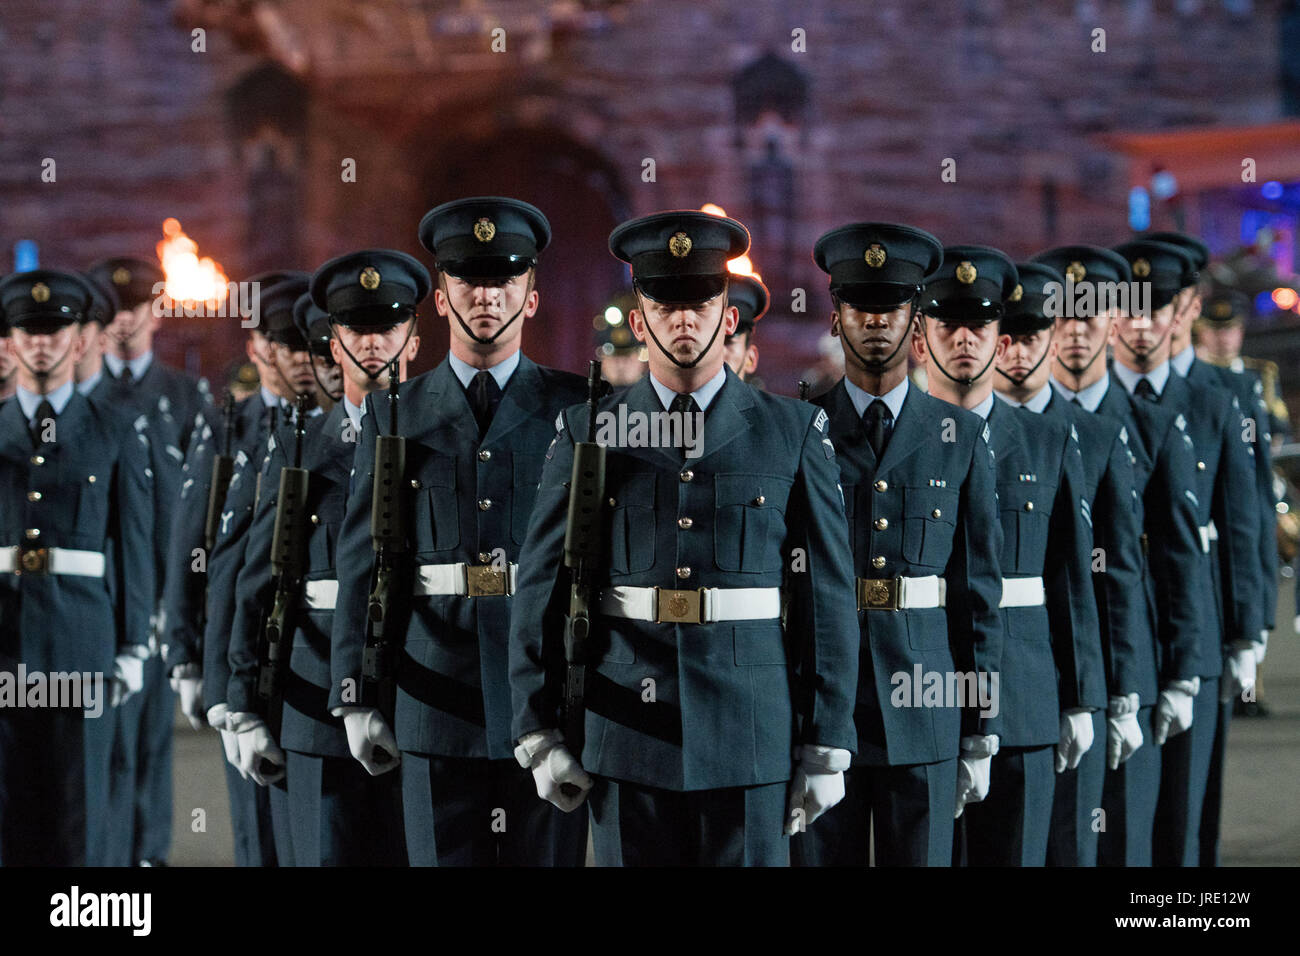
[813,408,828,434]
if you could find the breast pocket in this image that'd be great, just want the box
[714,474,792,573]
[71,464,109,536]
[511,452,545,545]
[608,472,656,575]
[998,482,1049,572]
[308,493,346,571]
[902,486,959,567]
[412,454,459,552]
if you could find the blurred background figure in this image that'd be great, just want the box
[724,269,767,388]
[799,331,845,398]
[224,361,260,402]
[593,291,646,387]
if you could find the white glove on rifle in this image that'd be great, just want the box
[785,744,850,835]
[341,707,400,776]
[1106,693,1144,770]
[111,651,146,708]
[229,713,286,786]
[1056,708,1095,773]
[1153,677,1199,745]
[169,663,206,731]
[515,730,592,812]
[208,703,245,778]
[955,734,999,819]
[1222,641,1258,703]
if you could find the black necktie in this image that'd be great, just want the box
[863,399,893,459]
[670,392,700,459]
[120,365,135,387]
[31,400,55,448]
[470,370,502,438]
[1134,378,1157,402]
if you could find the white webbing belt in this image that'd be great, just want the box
[301,579,338,610]
[1198,521,1219,554]
[0,546,105,578]
[413,562,519,597]
[999,576,1046,608]
[598,586,781,624]
[856,574,946,610]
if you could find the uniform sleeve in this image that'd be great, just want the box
[1248,385,1278,631]
[1045,426,1104,711]
[948,426,1004,738]
[508,411,579,741]
[1214,395,1262,644]
[226,441,285,715]
[785,413,859,752]
[162,412,216,671]
[110,418,156,652]
[1090,427,1155,701]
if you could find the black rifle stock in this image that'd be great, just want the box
[562,361,607,755]
[203,392,237,555]
[798,380,811,402]
[255,394,311,748]
[362,361,406,734]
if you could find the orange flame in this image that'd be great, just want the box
[156,218,228,308]
[700,204,761,281]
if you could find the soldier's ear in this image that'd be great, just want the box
[405,333,421,362]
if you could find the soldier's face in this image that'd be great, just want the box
[630,294,738,369]
[1114,300,1175,362]
[920,319,1007,383]
[0,337,14,380]
[437,272,537,349]
[269,341,317,394]
[600,352,646,386]
[1199,322,1243,359]
[11,325,83,377]
[75,322,104,376]
[722,331,758,379]
[832,303,913,370]
[330,320,420,390]
[998,329,1056,389]
[313,354,345,397]
[1054,313,1110,373]
[106,302,157,349]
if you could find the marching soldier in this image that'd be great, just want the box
[1039,243,1207,866]
[994,260,1157,864]
[226,262,422,864]
[161,269,305,866]
[0,269,153,865]
[509,210,858,866]
[0,303,15,404]
[785,222,1004,867]
[330,197,591,866]
[1106,238,1261,867]
[204,274,322,864]
[723,272,768,384]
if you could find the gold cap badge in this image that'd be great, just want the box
[1132,257,1151,278]
[473,217,496,243]
[31,282,51,303]
[359,267,381,290]
[1065,261,1087,282]
[864,243,887,268]
[955,261,977,285]
[1009,283,1023,303]
[1212,300,1232,319]
[111,267,131,286]
[668,231,693,258]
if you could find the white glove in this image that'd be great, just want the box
[1056,708,1095,773]
[1222,642,1258,703]
[341,707,400,776]
[785,744,850,835]
[514,730,592,812]
[955,734,998,819]
[1255,631,1268,665]
[169,664,206,731]
[220,730,245,778]
[111,652,145,708]
[1153,677,1200,745]
[232,716,286,786]
[1106,693,1144,770]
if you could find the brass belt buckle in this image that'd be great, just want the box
[656,588,703,624]
[857,577,899,611]
[17,547,49,575]
[466,565,508,597]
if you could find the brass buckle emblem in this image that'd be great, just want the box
[656,588,702,624]
[18,548,49,575]
[466,565,508,597]
[857,577,898,611]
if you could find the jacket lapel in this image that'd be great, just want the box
[0,396,33,464]
[484,354,545,445]
[693,368,754,465]
[874,386,930,479]
[822,379,875,468]
[421,359,480,443]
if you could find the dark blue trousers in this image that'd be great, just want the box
[221,743,278,867]
[1153,676,1220,866]
[1098,704,1161,866]
[1198,694,1235,866]
[791,759,957,867]
[107,654,174,865]
[286,750,407,866]
[1046,709,1106,866]
[959,744,1055,865]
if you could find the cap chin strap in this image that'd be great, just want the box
[263,339,316,407]
[996,328,1054,389]
[327,315,416,385]
[17,336,78,387]
[633,280,728,370]
[1114,323,1170,371]
[441,272,533,346]
[308,352,345,403]
[1053,323,1110,389]
[921,318,997,387]
[835,297,917,375]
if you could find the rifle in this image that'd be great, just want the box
[562,360,608,756]
[361,360,406,733]
[798,380,811,402]
[203,392,237,555]
[255,393,311,746]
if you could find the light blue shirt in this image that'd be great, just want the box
[104,351,153,381]
[343,396,365,433]
[996,383,1052,414]
[448,350,520,392]
[76,369,103,396]
[1170,344,1196,377]
[1052,372,1113,413]
[649,366,728,413]
[843,375,909,420]
[968,392,997,421]
[1112,359,1170,399]
[16,380,75,424]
